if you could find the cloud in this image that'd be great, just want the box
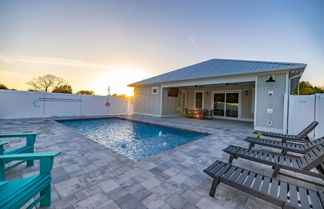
[0,54,111,69]
[189,35,199,50]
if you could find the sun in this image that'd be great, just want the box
[90,67,150,96]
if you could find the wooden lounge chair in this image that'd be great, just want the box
[245,136,324,155]
[203,160,324,209]
[254,121,318,143]
[0,132,39,179]
[223,144,324,180]
[0,152,60,209]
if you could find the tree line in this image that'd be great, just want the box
[1,74,95,95]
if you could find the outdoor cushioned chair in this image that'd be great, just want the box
[203,160,324,209]
[0,152,60,209]
[223,144,324,180]
[245,136,324,155]
[254,121,318,143]
[0,132,39,179]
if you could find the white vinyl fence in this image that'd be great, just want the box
[288,94,324,138]
[0,90,132,119]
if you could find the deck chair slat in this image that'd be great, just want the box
[299,188,311,209]
[243,172,255,188]
[235,170,249,185]
[278,181,288,202]
[222,166,237,179]
[260,176,270,194]
[229,168,243,181]
[269,179,279,198]
[251,174,262,191]
[289,185,298,206]
[216,164,232,176]
[209,162,224,174]
[308,190,322,209]
[291,159,299,168]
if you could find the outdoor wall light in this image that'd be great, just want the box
[245,89,248,96]
[206,91,209,96]
[266,75,276,82]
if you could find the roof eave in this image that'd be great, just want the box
[129,65,306,87]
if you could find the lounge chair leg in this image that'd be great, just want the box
[27,148,34,167]
[281,149,287,155]
[209,178,220,197]
[40,185,51,207]
[249,142,255,149]
[0,161,5,181]
[228,154,236,163]
[272,167,280,177]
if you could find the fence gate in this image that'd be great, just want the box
[288,95,315,138]
[288,94,324,139]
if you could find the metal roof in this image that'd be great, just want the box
[129,59,306,86]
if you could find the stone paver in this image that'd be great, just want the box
[1,115,321,209]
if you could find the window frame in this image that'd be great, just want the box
[194,90,204,109]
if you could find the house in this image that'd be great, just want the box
[129,59,306,133]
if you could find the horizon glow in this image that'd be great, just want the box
[1,0,323,96]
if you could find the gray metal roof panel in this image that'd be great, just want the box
[130,59,306,86]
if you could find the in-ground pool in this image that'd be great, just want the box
[59,118,207,160]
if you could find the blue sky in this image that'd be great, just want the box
[0,0,323,95]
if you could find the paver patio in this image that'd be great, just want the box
[0,115,322,209]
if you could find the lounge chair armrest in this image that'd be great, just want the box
[0,142,8,155]
[0,152,60,160]
[0,132,40,138]
[0,132,40,147]
[0,152,60,173]
[0,142,8,146]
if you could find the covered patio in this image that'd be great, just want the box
[161,81,255,123]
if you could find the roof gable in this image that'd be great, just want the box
[130,59,306,86]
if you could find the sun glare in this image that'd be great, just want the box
[90,67,150,96]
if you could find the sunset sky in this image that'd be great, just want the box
[1,0,324,96]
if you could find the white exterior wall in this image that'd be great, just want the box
[255,73,287,133]
[161,88,180,117]
[133,86,161,117]
[0,90,131,119]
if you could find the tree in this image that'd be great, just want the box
[0,83,8,90]
[27,74,66,92]
[75,90,95,95]
[52,84,73,94]
[293,81,324,95]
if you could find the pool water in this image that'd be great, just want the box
[59,118,207,160]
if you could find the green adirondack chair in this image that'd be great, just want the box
[0,152,60,209]
[0,132,40,180]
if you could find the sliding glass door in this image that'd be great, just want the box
[212,91,240,118]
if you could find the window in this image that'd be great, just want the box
[152,87,158,94]
[212,90,241,118]
[195,91,203,108]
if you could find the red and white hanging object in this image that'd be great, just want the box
[105,98,110,107]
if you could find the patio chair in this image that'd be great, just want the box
[223,144,324,180]
[184,108,193,118]
[254,121,318,143]
[203,109,213,120]
[245,136,324,155]
[0,132,40,179]
[0,152,60,209]
[203,160,324,209]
